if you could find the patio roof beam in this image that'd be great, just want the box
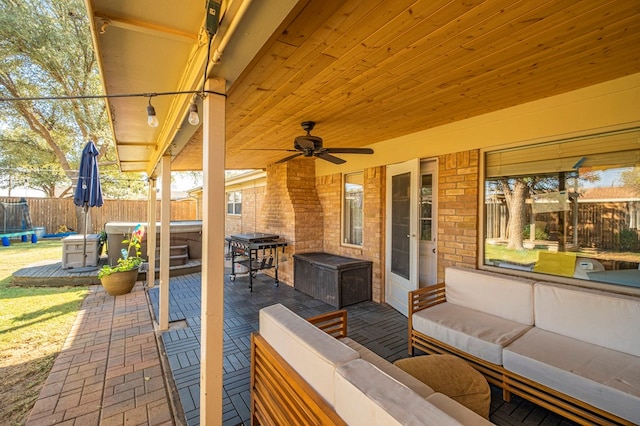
[93,12,198,43]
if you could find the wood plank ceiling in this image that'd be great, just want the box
[171,0,640,170]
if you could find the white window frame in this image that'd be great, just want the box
[342,171,364,247]
[226,190,242,216]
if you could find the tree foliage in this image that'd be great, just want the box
[0,0,146,198]
[621,167,640,192]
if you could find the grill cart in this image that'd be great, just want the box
[227,233,287,291]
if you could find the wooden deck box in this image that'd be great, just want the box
[293,252,372,308]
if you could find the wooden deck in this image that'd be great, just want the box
[149,270,578,426]
[12,258,202,287]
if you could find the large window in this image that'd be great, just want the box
[343,172,364,246]
[484,130,640,289]
[226,191,242,215]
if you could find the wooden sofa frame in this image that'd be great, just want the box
[408,284,634,426]
[250,310,348,425]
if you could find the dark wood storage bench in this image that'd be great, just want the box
[293,252,372,308]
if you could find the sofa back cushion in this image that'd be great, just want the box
[445,267,536,325]
[334,359,462,425]
[534,283,640,357]
[259,304,359,406]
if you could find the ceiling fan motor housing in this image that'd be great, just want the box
[294,135,323,152]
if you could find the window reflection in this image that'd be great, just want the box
[484,142,640,289]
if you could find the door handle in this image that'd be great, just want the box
[432,248,436,253]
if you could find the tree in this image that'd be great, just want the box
[0,134,67,196]
[0,0,146,230]
[621,167,640,192]
[499,178,530,250]
[496,173,577,251]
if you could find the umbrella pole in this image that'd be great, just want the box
[83,204,88,268]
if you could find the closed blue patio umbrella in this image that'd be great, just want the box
[74,141,103,268]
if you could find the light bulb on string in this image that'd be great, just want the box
[147,98,159,128]
[188,102,199,126]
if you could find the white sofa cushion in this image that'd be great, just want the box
[339,337,435,398]
[259,304,359,406]
[334,359,463,425]
[426,393,493,425]
[413,302,532,364]
[503,327,640,424]
[445,267,535,325]
[534,282,640,357]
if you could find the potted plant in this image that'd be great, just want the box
[98,224,145,296]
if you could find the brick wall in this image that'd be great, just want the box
[437,150,479,279]
[230,150,479,300]
[226,215,242,236]
[363,166,385,302]
[225,186,265,236]
[315,173,341,254]
[241,185,265,234]
[316,166,386,303]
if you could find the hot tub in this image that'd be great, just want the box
[104,221,202,265]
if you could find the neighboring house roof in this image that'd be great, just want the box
[187,170,267,196]
[580,187,640,202]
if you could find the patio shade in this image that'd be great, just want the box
[73,141,103,268]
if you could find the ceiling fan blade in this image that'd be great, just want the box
[316,152,346,164]
[244,148,297,152]
[275,153,303,163]
[325,147,374,154]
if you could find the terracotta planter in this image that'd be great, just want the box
[100,268,139,296]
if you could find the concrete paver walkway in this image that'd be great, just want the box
[26,283,175,426]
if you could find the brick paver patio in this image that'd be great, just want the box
[26,283,175,426]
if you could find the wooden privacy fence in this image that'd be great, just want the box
[485,198,640,250]
[0,197,197,235]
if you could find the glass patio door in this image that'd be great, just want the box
[419,160,438,286]
[385,159,419,316]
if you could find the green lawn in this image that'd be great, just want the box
[484,243,541,265]
[0,239,87,426]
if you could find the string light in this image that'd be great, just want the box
[147,98,159,128]
[188,101,200,126]
[0,89,226,128]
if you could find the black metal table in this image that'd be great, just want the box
[227,233,287,291]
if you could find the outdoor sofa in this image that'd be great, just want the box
[409,266,640,425]
[251,303,492,425]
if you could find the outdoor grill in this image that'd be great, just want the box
[226,233,287,291]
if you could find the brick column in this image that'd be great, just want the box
[259,158,323,285]
[438,150,479,279]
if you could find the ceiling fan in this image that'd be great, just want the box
[274,121,374,164]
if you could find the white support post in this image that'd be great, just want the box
[147,177,157,288]
[159,155,171,331]
[200,78,225,424]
